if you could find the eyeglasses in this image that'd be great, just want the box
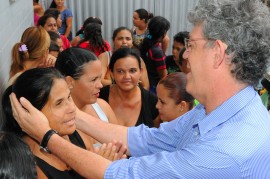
[184,38,214,52]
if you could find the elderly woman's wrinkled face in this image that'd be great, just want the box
[41,79,76,136]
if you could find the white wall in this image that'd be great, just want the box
[0,0,33,120]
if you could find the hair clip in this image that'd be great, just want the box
[147,34,152,39]
[19,44,28,52]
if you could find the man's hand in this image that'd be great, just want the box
[94,140,127,161]
[9,93,51,142]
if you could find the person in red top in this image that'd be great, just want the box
[78,23,110,57]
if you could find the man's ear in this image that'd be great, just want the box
[213,40,228,69]
[65,76,74,89]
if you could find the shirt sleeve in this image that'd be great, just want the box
[104,140,240,178]
[104,112,240,178]
[63,8,73,18]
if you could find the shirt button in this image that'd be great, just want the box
[194,132,198,136]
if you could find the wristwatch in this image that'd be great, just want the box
[40,129,58,153]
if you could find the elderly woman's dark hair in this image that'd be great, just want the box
[0,132,36,178]
[2,68,64,137]
[109,47,141,71]
[158,72,194,110]
[55,47,98,79]
[188,0,270,86]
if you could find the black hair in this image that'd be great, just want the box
[0,132,36,178]
[48,31,61,41]
[109,47,141,71]
[49,41,60,52]
[2,68,64,137]
[78,23,108,53]
[173,31,189,45]
[49,0,57,8]
[140,16,170,54]
[159,72,194,109]
[134,8,154,23]
[55,47,98,79]
[44,8,61,20]
[76,17,103,36]
[37,13,56,27]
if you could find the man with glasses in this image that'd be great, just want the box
[10,0,270,178]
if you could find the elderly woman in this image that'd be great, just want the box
[2,68,124,178]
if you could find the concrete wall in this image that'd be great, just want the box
[0,0,33,122]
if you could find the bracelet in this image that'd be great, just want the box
[40,129,58,153]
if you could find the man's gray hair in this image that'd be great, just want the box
[188,0,270,86]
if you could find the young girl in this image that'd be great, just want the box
[156,72,194,122]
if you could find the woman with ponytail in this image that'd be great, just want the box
[8,26,53,86]
[140,16,170,94]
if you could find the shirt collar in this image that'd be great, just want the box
[197,86,257,136]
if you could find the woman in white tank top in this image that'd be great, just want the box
[55,47,118,125]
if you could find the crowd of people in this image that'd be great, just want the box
[1,0,270,178]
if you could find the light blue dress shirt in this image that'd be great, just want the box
[105,86,270,178]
